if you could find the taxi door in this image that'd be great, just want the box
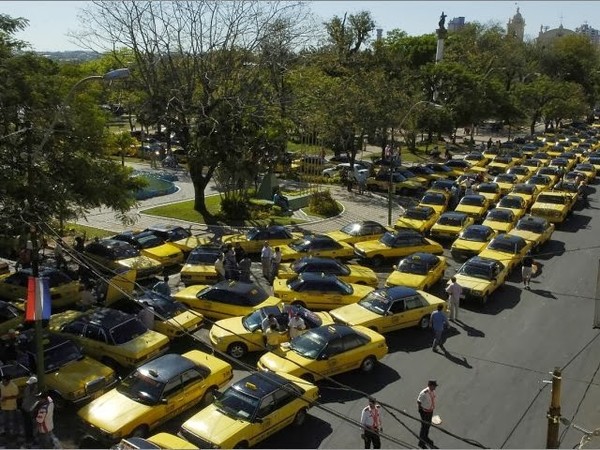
[251,393,285,445]
[158,376,185,426]
[381,299,408,333]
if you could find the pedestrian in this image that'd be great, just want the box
[152,273,171,297]
[0,375,20,439]
[450,184,460,208]
[270,247,282,283]
[21,376,39,447]
[288,310,306,339]
[445,277,463,321]
[223,244,238,280]
[522,251,535,290]
[138,302,155,330]
[360,397,383,449]
[35,391,59,449]
[463,177,474,196]
[238,257,252,283]
[578,180,589,207]
[487,137,492,149]
[234,243,246,264]
[214,253,226,282]
[261,313,280,333]
[261,242,272,280]
[264,323,281,350]
[430,304,448,352]
[357,170,367,195]
[417,380,438,449]
[74,235,85,254]
[54,239,68,271]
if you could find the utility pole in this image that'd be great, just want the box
[546,367,562,449]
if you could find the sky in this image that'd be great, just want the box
[2,1,600,52]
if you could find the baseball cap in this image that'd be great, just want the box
[26,376,38,385]
[428,380,439,387]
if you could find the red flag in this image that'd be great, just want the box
[25,276,51,321]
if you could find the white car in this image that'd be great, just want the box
[322,163,366,178]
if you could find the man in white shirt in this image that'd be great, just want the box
[288,311,306,339]
[445,277,463,321]
[417,380,438,449]
[261,242,272,280]
[360,397,383,449]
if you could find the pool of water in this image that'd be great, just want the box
[132,171,178,200]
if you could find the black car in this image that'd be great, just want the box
[145,224,192,243]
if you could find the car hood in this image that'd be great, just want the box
[482,220,513,232]
[395,218,427,231]
[325,231,352,242]
[47,356,114,396]
[451,238,488,252]
[258,347,307,376]
[532,202,566,211]
[181,405,252,447]
[165,310,204,331]
[173,236,208,251]
[173,285,209,301]
[181,264,214,274]
[508,229,541,243]
[354,240,388,253]
[117,256,162,270]
[210,316,247,340]
[143,244,182,258]
[386,272,425,288]
[456,205,484,214]
[431,224,461,234]
[454,274,493,292]
[329,303,380,327]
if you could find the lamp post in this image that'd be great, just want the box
[29,68,130,390]
[387,101,443,226]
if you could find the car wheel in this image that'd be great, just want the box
[201,386,218,406]
[130,425,149,439]
[418,316,430,329]
[292,300,307,309]
[360,356,377,373]
[293,408,308,426]
[300,373,315,383]
[371,255,385,268]
[227,342,248,359]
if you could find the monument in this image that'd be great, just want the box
[435,11,447,63]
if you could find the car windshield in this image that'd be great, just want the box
[537,194,567,205]
[134,234,165,249]
[404,208,432,220]
[487,210,513,222]
[117,371,164,405]
[214,386,259,420]
[357,291,391,315]
[421,194,445,205]
[460,196,485,206]
[288,239,311,251]
[241,310,264,332]
[478,184,498,193]
[398,259,430,275]
[488,238,523,253]
[589,157,600,164]
[146,296,187,317]
[554,182,577,192]
[539,168,559,176]
[495,175,515,183]
[498,197,523,209]
[458,262,494,280]
[493,157,512,164]
[533,153,548,159]
[459,227,490,242]
[437,215,464,226]
[111,243,140,259]
[516,220,545,233]
[509,167,529,175]
[187,250,221,264]
[380,232,398,246]
[44,340,83,372]
[576,165,593,171]
[513,184,535,194]
[289,330,328,359]
[110,318,148,344]
[340,223,365,236]
[528,176,549,185]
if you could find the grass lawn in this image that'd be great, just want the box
[142,196,305,227]
[305,201,343,218]
[64,223,115,239]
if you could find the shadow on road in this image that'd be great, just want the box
[318,363,401,403]
[260,414,333,448]
[385,328,435,353]
[440,347,473,368]
[559,214,592,232]
[536,239,565,260]
[527,282,557,299]
[453,318,485,338]
[462,284,522,315]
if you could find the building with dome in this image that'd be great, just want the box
[507,7,525,41]
[537,23,576,46]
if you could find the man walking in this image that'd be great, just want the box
[360,397,383,449]
[21,376,39,446]
[430,304,448,352]
[522,251,535,290]
[261,242,272,280]
[35,391,59,449]
[445,277,463,321]
[417,380,438,449]
[270,247,282,283]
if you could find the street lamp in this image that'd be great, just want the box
[387,101,443,225]
[28,68,130,390]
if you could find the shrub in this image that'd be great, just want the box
[220,198,249,220]
[308,190,342,217]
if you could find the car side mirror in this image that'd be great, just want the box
[255,417,264,424]
[319,353,329,360]
[160,398,168,404]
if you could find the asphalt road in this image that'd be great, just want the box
[24,188,600,450]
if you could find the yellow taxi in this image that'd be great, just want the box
[450,224,496,260]
[178,372,319,449]
[144,225,205,254]
[279,235,355,262]
[277,257,378,287]
[365,171,424,195]
[549,157,573,173]
[487,155,515,175]
[478,234,532,272]
[537,167,563,186]
[173,281,280,320]
[510,183,541,208]
[209,304,334,358]
[272,273,374,310]
[354,230,443,268]
[506,166,533,183]
[547,145,565,158]
[179,246,222,286]
[521,158,544,171]
[217,226,303,254]
[385,253,447,290]
[530,191,577,224]
[454,194,490,221]
[496,195,528,220]
[463,152,489,167]
[526,174,554,192]
[454,256,510,304]
[532,152,551,166]
[507,215,555,252]
[475,182,502,205]
[482,208,517,234]
[574,163,597,182]
[329,286,447,333]
[0,267,81,310]
[111,293,203,340]
[394,206,439,234]
[326,221,391,245]
[78,351,233,444]
[112,231,184,268]
[552,180,580,201]
[49,308,170,368]
[584,155,600,171]
[257,324,388,382]
[84,239,164,280]
[429,212,475,241]
[113,433,198,449]
[418,191,450,215]
[493,173,518,195]
[445,159,487,175]
[482,147,500,160]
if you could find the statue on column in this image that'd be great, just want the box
[438,11,447,30]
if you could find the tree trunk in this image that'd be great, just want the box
[193,179,210,216]
[530,119,536,136]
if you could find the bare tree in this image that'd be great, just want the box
[72,0,314,217]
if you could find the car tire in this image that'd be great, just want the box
[292,300,307,309]
[293,408,308,426]
[227,342,248,359]
[371,255,385,268]
[418,316,430,329]
[201,386,218,406]
[360,356,377,373]
[130,425,149,439]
